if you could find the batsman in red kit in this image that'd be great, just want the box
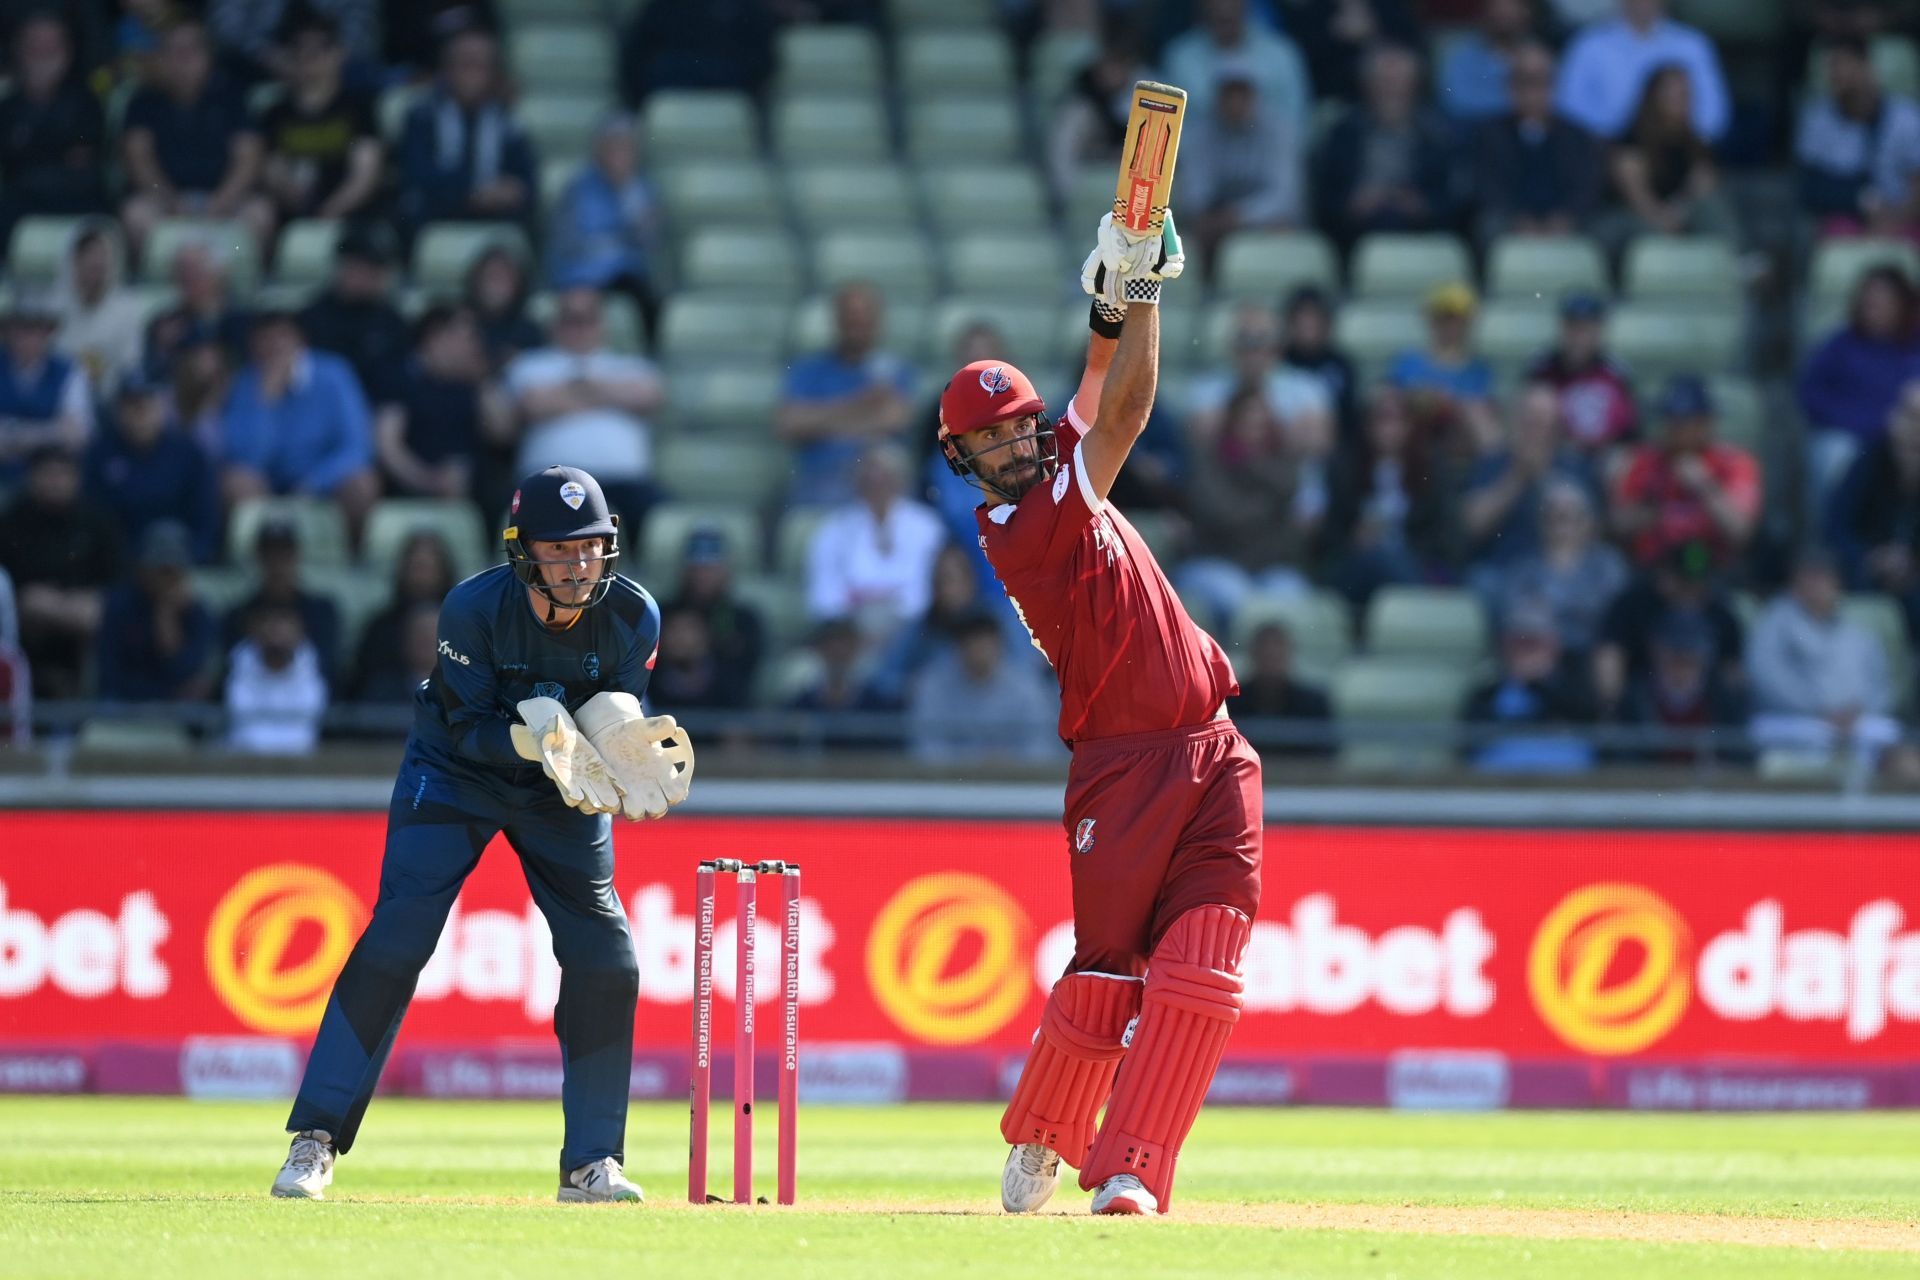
[939,212,1262,1217]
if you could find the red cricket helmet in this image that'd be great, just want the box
[938,360,1058,502]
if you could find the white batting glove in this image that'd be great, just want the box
[1079,210,1185,307]
[510,696,626,815]
[573,691,696,821]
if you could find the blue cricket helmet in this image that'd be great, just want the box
[504,465,621,610]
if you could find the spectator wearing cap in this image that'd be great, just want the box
[299,222,412,407]
[225,599,330,755]
[224,518,343,681]
[1616,608,1748,763]
[1461,598,1597,774]
[1387,283,1500,455]
[246,10,383,239]
[395,25,537,239]
[806,446,948,651]
[1797,268,1920,497]
[348,530,455,700]
[53,221,147,397]
[1796,36,1920,237]
[144,239,252,374]
[0,290,91,483]
[95,520,217,703]
[220,310,379,534]
[0,448,121,699]
[1226,620,1332,757]
[663,525,765,703]
[1164,0,1311,127]
[1461,383,1601,581]
[1592,540,1745,718]
[1182,65,1305,267]
[119,19,264,262]
[1281,287,1360,446]
[376,304,511,502]
[1554,0,1729,143]
[1526,293,1640,471]
[1472,40,1605,245]
[0,11,108,247]
[85,370,222,564]
[547,114,662,341]
[775,282,917,508]
[1438,0,1540,123]
[1497,477,1630,659]
[907,610,1061,765]
[1313,42,1461,249]
[1749,549,1920,781]
[1613,375,1761,568]
[1830,382,1920,638]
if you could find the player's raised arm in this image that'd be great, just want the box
[1074,211,1182,504]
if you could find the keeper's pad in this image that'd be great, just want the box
[1078,905,1250,1210]
[999,971,1142,1168]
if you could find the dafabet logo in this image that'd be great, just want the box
[1528,884,1693,1055]
[866,873,1032,1045]
[205,865,367,1034]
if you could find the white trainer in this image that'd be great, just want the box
[271,1129,335,1200]
[1090,1173,1157,1215]
[559,1157,644,1203]
[1000,1142,1062,1213]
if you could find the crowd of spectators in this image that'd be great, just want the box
[0,0,1917,778]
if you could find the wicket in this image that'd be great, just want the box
[689,859,800,1205]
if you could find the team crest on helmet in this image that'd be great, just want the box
[1074,818,1097,854]
[559,480,587,510]
[979,365,1013,395]
[532,681,566,702]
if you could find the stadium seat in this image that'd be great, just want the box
[1843,595,1913,711]
[944,232,1068,299]
[1213,230,1340,301]
[906,98,1022,164]
[776,25,884,93]
[1606,303,1743,380]
[507,24,614,96]
[376,83,425,143]
[662,364,784,435]
[789,163,919,231]
[1195,299,1274,365]
[888,0,996,27]
[273,219,343,289]
[642,502,763,586]
[657,436,791,506]
[774,506,831,578]
[1029,30,1096,112]
[363,499,495,581]
[1332,658,1473,773]
[645,91,759,161]
[1366,586,1488,663]
[1624,235,1742,304]
[788,291,933,362]
[659,293,787,363]
[930,299,1062,367]
[774,94,891,162]
[1230,590,1352,680]
[732,574,810,652]
[228,498,350,568]
[1123,510,1185,565]
[1475,302,1555,380]
[658,161,783,232]
[516,93,604,164]
[76,718,194,755]
[1350,233,1473,300]
[412,222,531,293]
[898,30,1015,93]
[1486,236,1608,301]
[1808,238,1920,310]
[1067,164,1118,224]
[188,565,256,617]
[142,219,260,291]
[679,228,804,296]
[919,164,1053,234]
[1672,0,1787,42]
[307,563,391,659]
[527,290,645,354]
[6,216,86,285]
[540,157,577,224]
[1334,301,1428,378]
[812,230,938,301]
[1707,375,1766,453]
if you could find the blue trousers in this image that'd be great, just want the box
[286,746,637,1176]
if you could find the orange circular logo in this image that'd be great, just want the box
[206,864,368,1034]
[866,873,1032,1045]
[1528,883,1692,1055]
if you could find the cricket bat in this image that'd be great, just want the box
[1112,80,1187,243]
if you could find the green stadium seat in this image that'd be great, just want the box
[1332,657,1473,773]
[732,574,810,652]
[1624,235,1741,304]
[789,163,918,231]
[228,497,349,568]
[812,230,938,301]
[679,228,803,296]
[1672,0,1786,42]
[1066,164,1118,225]
[658,161,783,232]
[1475,302,1555,380]
[658,293,787,363]
[662,364,784,435]
[905,98,1022,164]
[788,292,933,363]
[540,157,577,223]
[918,164,1053,234]
[777,25,884,93]
[6,216,87,285]
[944,232,1068,299]
[377,84,425,143]
[1334,300,1427,378]
[1230,590,1352,681]
[898,30,1015,93]
[1843,595,1913,712]
[1707,375,1766,454]
[645,91,759,161]
[507,24,614,96]
[888,0,996,27]
[527,290,645,354]
[1195,299,1279,365]
[307,563,391,658]
[775,506,831,578]
[1351,233,1473,300]
[930,299,1061,367]
[1486,236,1608,301]
[1123,510,1185,565]
[1029,31,1096,111]
[642,502,763,586]
[516,93,604,163]
[1808,238,1920,310]
[1213,230,1340,301]
[657,436,791,506]
[1606,303,1743,380]
[76,718,194,755]
[273,219,343,288]
[412,222,530,293]
[189,565,256,616]
[362,499,495,581]
[774,94,891,162]
[1367,586,1488,662]
[143,219,260,291]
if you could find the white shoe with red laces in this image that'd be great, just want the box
[1090,1173,1156,1215]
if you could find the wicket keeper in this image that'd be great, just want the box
[272,466,694,1203]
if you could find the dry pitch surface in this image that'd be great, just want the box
[3,1098,1916,1279]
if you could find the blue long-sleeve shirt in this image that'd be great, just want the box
[1796,326,1920,443]
[220,351,373,494]
[414,564,660,770]
[85,423,223,563]
[96,584,215,701]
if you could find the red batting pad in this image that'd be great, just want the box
[999,971,1142,1167]
[1079,905,1250,1210]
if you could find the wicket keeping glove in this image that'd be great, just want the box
[510,696,626,815]
[1080,209,1185,308]
[573,690,696,821]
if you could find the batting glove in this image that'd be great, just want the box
[1079,210,1185,308]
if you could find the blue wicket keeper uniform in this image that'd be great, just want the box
[286,468,661,1178]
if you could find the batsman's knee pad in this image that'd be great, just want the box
[999,971,1143,1168]
[1079,904,1250,1209]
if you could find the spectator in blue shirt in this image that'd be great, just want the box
[1461,383,1601,581]
[396,25,537,240]
[1796,37,1920,236]
[547,114,661,342]
[775,282,916,507]
[1554,0,1729,142]
[85,370,222,564]
[1438,0,1541,123]
[220,310,378,533]
[119,19,264,264]
[1388,283,1500,454]
[96,520,216,704]
[0,289,91,486]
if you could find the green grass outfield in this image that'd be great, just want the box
[3,1098,1917,1279]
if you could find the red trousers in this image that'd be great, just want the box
[1061,717,1263,976]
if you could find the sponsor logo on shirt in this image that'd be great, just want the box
[532,681,566,702]
[582,651,600,680]
[437,639,471,666]
[1051,463,1070,503]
